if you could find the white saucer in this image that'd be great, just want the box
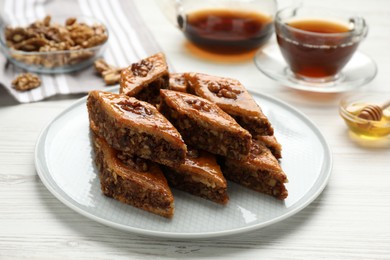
[254,44,377,93]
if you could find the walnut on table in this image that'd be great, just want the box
[94,58,124,85]
[12,73,41,91]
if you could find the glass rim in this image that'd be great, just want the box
[275,6,366,38]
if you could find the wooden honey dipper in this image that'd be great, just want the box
[358,100,390,121]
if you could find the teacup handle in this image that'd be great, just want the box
[350,16,369,38]
[175,0,186,30]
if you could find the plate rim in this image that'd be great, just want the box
[253,43,377,93]
[34,88,333,239]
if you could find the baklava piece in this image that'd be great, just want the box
[256,135,282,159]
[120,52,169,105]
[168,73,188,93]
[159,89,252,160]
[87,90,187,166]
[185,72,274,136]
[163,148,229,205]
[221,140,288,200]
[93,135,175,218]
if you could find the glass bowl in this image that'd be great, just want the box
[339,94,390,139]
[0,16,108,74]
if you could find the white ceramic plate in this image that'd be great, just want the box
[35,88,332,239]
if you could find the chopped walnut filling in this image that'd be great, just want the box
[249,141,266,159]
[251,144,261,155]
[207,80,242,99]
[187,148,200,159]
[222,161,287,200]
[116,152,149,172]
[12,73,41,91]
[87,93,186,166]
[131,60,153,77]
[163,168,228,204]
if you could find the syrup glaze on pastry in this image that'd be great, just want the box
[221,140,288,199]
[159,89,252,160]
[163,148,229,204]
[93,135,175,218]
[120,52,169,105]
[185,72,274,136]
[87,90,187,166]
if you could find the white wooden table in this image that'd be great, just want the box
[1,0,389,258]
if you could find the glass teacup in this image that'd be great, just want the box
[275,5,368,84]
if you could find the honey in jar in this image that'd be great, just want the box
[343,102,390,139]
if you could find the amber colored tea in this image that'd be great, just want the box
[179,9,273,54]
[276,19,358,79]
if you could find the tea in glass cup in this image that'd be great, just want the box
[275,6,368,83]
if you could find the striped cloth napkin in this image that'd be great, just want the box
[0,0,162,103]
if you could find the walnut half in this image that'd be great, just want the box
[94,59,124,85]
[12,73,41,91]
[131,59,153,77]
[207,80,242,99]
[185,98,211,112]
[117,100,153,116]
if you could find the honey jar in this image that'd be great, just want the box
[339,94,390,139]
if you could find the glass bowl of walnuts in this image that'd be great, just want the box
[0,15,108,73]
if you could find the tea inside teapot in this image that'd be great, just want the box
[159,0,277,54]
[178,8,274,54]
